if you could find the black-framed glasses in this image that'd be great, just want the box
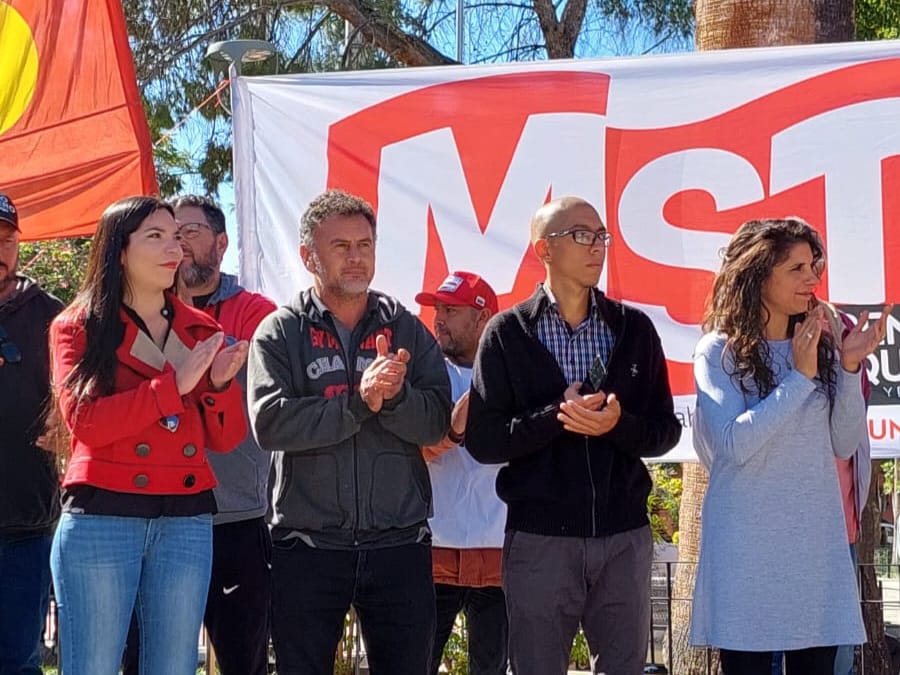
[0,326,22,364]
[545,228,612,248]
[177,222,217,240]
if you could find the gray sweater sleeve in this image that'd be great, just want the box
[693,333,816,470]
[829,365,867,459]
[247,313,375,454]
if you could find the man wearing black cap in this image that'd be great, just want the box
[416,272,508,675]
[0,193,64,674]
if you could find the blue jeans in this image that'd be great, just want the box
[0,532,52,675]
[51,513,212,675]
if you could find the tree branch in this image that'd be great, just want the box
[285,10,334,70]
[559,0,587,54]
[326,0,457,65]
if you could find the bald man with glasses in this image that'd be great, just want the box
[466,196,681,675]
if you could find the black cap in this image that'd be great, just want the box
[0,194,19,231]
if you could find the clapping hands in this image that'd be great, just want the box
[359,334,411,412]
[841,304,892,372]
[175,332,249,395]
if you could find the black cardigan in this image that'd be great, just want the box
[466,287,681,538]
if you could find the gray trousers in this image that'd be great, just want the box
[501,526,652,675]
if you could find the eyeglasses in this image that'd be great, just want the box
[0,326,22,364]
[545,228,612,248]
[177,222,218,240]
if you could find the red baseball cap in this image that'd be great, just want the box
[415,271,499,315]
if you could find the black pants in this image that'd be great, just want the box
[123,517,272,675]
[720,646,837,675]
[429,583,508,675]
[271,539,435,675]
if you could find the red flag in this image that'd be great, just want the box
[0,0,157,241]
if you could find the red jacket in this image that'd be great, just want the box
[51,296,246,495]
[197,281,275,343]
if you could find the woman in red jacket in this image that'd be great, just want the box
[49,196,248,675]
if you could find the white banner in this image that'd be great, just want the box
[233,40,900,460]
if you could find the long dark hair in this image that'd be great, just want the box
[62,196,174,403]
[703,217,836,401]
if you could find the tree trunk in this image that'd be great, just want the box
[675,1,873,673]
[814,0,854,42]
[858,464,892,673]
[532,0,588,58]
[695,0,814,50]
[671,462,715,674]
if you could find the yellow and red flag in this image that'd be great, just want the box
[0,0,157,240]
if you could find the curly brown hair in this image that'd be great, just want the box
[299,189,376,250]
[703,217,836,401]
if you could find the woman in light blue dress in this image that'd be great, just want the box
[689,217,889,675]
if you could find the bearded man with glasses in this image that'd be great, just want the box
[466,196,681,675]
[0,192,64,675]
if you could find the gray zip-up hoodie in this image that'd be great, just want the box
[197,273,276,525]
[247,289,451,549]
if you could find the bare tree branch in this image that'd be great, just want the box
[326,0,457,65]
[285,10,334,70]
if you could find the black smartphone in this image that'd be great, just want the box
[579,355,607,395]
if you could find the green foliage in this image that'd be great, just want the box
[437,617,593,672]
[439,614,470,674]
[18,238,91,305]
[856,0,900,40]
[598,0,693,38]
[883,460,894,494]
[570,629,590,669]
[647,463,682,543]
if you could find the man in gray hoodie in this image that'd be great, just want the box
[248,189,451,675]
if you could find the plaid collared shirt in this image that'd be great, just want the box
[535,285,616,386]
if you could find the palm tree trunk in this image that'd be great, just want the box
[859,467,892,673]
[695,0,814,50]
[671,462,714,674]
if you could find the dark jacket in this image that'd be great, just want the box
[466,287,681,538]
[247,289,451,549]
[0,276,63,535]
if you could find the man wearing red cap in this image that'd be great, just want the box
[416,271,508,675]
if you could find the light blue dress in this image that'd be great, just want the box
[689,333,866,651]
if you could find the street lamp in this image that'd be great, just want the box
[206,39,277,77]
